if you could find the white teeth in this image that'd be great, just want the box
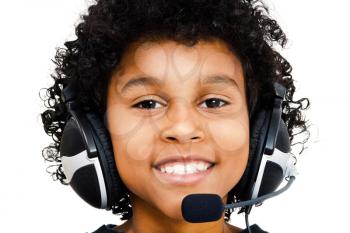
[174,164,185,174]
[165,166,174,174]
[158,162,212,175]
[197,162,207,171]
[185,163,197,173]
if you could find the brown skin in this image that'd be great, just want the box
[106,38,250,233]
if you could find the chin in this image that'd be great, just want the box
[162,206,186,221]
[153,195,188,221]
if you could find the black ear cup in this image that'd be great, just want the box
[230,83,294,211]
[60,114,108,208]
[231,110,271,201]
[253,119,291,198]
[84,112,127,208]
[60,117,87,158]
[59,81,129,210]
[60,104,127,210]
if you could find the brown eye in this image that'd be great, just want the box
[132,98,228,110]
[132,99,164,109]
[200,98,228,108]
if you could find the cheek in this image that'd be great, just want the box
[106,105,158,185]
[108,118,157,194]
[207,118,249,192]
[108,116,157,162]
[105,104,143,138]
[106,103,157,161]
[207,118,249,153]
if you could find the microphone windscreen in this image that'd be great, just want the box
[181,194,224,223]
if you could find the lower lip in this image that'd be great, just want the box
[152,165,214,186]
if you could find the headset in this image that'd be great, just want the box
[59,80,296,213]
[230,82,297,213]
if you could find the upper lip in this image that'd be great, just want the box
[153,155,216,169]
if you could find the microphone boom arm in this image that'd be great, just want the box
[225,176,296,210]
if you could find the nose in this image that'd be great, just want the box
[160,100,205,144]
[163,130,203,144]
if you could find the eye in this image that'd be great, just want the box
[132,99,165,109]
[132,97,229,110]
[199,98,229,108]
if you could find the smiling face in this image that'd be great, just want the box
[106,38,250,221]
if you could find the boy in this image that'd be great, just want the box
[41,1,309,232]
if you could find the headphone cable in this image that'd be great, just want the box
[245,212,252,233]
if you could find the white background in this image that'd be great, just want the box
[0,0,349,232]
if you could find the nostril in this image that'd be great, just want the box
[166,136,200,142]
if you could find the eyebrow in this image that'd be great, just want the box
[121,76,163,93]
[202,75,238,88]
[120,74,238,93]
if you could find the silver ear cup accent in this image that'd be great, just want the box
[251,148,297,199]
[61,150,108,208]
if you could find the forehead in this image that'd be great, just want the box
[111,38,244,91]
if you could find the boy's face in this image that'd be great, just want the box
[106,38,249,220]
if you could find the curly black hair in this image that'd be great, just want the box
[40,0,310,222]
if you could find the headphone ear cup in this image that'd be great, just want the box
[231,110,270,201]
[60,115,107,209]
[253,119,291,197]
[85,112,127,208]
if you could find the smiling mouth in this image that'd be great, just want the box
[155,161,215,175]
[152,161,215,186]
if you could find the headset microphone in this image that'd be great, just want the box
[182,176,295,223]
